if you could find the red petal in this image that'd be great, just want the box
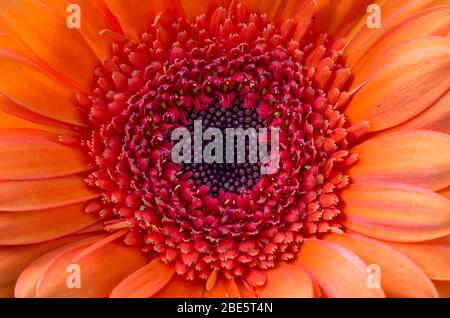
[244,268,267,287]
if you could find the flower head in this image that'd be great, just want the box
[0,0,449,298]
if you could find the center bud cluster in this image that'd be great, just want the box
[173,97,279,195]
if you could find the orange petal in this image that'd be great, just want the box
[204,276,241,298]
[326,233,437,297]
[242,0,315,42]
[0,129,91,181]
[0,11,44,64]
[36,241,148,297]
[0,281,14,298]
[255,262,314,298]
[39,0,121,61]
[349,130,450,191]
[391,92,450,134]
[238,0,314,28]
[345,36,450,132]
[388,236,450,281]
[236,280,257,298]
[103,0,181,41]
[0,202,97,245]
[75,222,105,234]
[297,239,385,298]
[341,182,450,242]
[312,278,322,298]
[73,229,128,262]
[0,0,98,91]
[0,233,94,287]
[434,280,450,298]
[0,94,76,134]
[273,0,314,26]
[345,0,449,67]
[352,6,450,85]
[179,0,226,19]
[155,275,204,298]
[0,109,75,136]
[440,187,450,200]
[0,53,86,126]
[15,234,104,298]
[314,0,375,38]
[237,0,282,19]
[110,258,174,298]
[0,176,98,211]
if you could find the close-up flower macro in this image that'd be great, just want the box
[0,0,449,299]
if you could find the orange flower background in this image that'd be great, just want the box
[0,0,449,298]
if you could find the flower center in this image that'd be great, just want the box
[82,4,358,287]
[179,97,266,195]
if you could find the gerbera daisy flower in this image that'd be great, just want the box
[0,0,449,298]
